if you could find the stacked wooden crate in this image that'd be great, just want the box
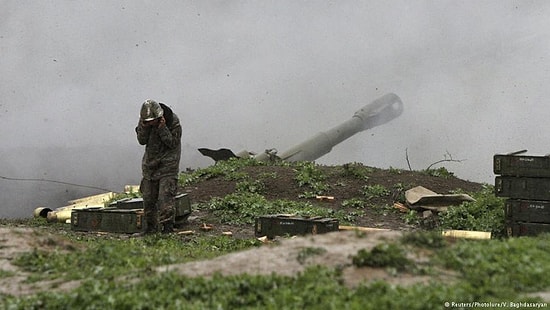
[71,193,192,233]
[494,152,550,236]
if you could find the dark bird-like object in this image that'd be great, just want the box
[198,148,238,162]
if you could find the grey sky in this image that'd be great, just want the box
[2,1,550,217]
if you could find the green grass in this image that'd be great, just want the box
[362,184,390,200]
[4,234,550,309]
[340,162,373,180]
[179,157,269,186]
[352,242,411,271]
[3,160,545,308]
[294,161,329,197]
[11,233,260,283]
[199,192,361,225]
[438,184,506,237]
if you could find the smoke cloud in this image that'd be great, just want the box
[2,1,550,218]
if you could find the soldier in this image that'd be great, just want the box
[136,99,182,233]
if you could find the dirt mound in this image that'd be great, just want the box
[157,230,449,287]
[163,163,484,288]
[0,227,82,296]
[0,164,485,296]
[182,164,484,238]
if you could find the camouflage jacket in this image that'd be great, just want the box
[136,105,182,180]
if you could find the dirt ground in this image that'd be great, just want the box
[183,164,485,238]
[0,226,445,297]
[157,229,454,288]
[0,164,486,296]
[0,227,83,296]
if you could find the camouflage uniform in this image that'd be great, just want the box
[136,102,182,233]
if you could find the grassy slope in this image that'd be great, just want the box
[1,159,549,309]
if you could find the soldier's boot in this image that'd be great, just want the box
[161,221,174,234]
[145,215,159,234]
[145,223,159,234]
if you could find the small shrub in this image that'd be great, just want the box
[352,243,411,271]
[342,198,366,209]
[401,231,447,249]
[422,167,454,179]
[205,193,271,225]
[341,210,366,223]
[341,162,372,180]
[362,184,390,200]
[391,182,411,202]
[438,185,505,237]
[388,167,402,174]
[178,157,265,186]
[235,179,266,194]
[402,210,421,225]
[294,162,329,195]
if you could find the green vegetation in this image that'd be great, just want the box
[436,234,550,293]
[401,230,447,249]
[402,209,421,225]
[391,182,410,202]
[179,157,268,186]
[4,233,549,309]
[3,159,547,308]
[200,192,356,225]
[352,242,411,271]
[0,270,15,278]
[422,166,455,178]
[341,197,366,209]
[362,184,390,200]
[388,166,403,174]
[340,162,373,180]
[235,179,267,194]
[294,161,329,197]
[105,190,142,206]
[12,234,259,283]
[438,185,506,237]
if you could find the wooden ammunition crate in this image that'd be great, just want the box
[494,154,550,177]
[107,193,191,227]
[72,194,192,233]
[495,176,550,200]
[255,215,339,239]
[71,208,144,233]
[505,199,550,223]
[506,221,550,237]
[174,194,192,227]
[108,197,143,209]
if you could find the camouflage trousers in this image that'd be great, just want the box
[140,176,177,233]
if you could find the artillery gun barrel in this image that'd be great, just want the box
[256,93,403,162]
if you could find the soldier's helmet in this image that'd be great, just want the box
[140,99,164,121]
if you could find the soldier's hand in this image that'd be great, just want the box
[158,116,166,128]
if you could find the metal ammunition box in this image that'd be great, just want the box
[71,207,144,233]
[495,176,550,200]
[255,215,339,239]
[174,193,192,227]
[107,193,191,226]
[71,193,192,233]
[108,197,143,209]
[494,154,550,177]
[505,199,550,223]
[506,221,550,237]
